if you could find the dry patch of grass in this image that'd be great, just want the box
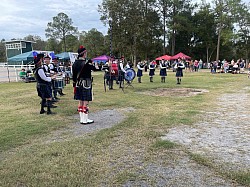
[138,88,209,97]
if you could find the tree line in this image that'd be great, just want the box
[0,0,249,64]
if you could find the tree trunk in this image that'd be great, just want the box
[206,46,209,67]
[63,37,66,52]
[163,8,166,55]
[171,5,176,56]
[216,26,222,63]
[171,29,176,56]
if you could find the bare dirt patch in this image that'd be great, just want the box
[162,87,250,173]
[138,88,209,97]
[44,107,135,144]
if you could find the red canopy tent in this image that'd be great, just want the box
[171,52,191,60]
[156,54,172,61]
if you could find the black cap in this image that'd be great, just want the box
[34,53,44,64]
[78,45,87,57]
[44,55,51,59]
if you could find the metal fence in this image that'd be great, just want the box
[0,63,35,82]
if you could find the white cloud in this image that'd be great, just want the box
[0,0,108,40]
[1,0,249,41]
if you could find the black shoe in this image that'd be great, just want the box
[54,97,60,100]
[52,98,59,102]
[40,109,46,114]
[47,111,56,115]
[50,105,57,108]
[60,93,66,96]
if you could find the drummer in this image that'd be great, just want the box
[49,57,65,100]
[118,57,127,88]
[43,55,57,108]
[33,53,55,115]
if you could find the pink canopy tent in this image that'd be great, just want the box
[171,52,191,60]
[92,55,110,63]
[156,54,172,61]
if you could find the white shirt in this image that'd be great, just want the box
[160,62,166,69]
[120,63,126,73]
[38,69,51,82]
[137,64,144,70]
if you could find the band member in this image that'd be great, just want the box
[102,61,110,87]
[52,57,66,96]
[108,59,118,90]
[174,58,185,84]
[159,59,167,83]
[137,61,144,83]
[72,46,99,125]
[42,55,57,108]
[49,56,65,100]
[33,53,55,115]
[118,59,127,88]
[149,61,156,82]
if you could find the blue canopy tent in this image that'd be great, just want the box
[55,52,71,60]
[8,51,37,64]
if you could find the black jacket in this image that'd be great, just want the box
[72,59,97,86]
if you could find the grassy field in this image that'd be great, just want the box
[0,69,249,186]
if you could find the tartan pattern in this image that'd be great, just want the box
[118,70,124,81]
[160,69,167,76]
[37,84,52,99]
[176,70,183,77]
[137,69,143,77]
[149,69,155,76]
[74,86,92,101]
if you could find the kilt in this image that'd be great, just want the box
[176,70,183,77]
[37,83,52,99]
[118,70,124,81]
[149,69,155,76]
[160,69,167,76]
[105,73,116,81]
[137,69,143,77]
[74,86,92,101]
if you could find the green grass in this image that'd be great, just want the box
[151,139,178,150]
[0,69,249,186]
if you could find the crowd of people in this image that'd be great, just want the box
[32,45,249,126]
[208,59,247,74]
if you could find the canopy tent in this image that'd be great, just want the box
[171,52,191,60]
[156,54,172,61]
[55,52,71,60]
[92,55,110,64]
[8,51,37,62]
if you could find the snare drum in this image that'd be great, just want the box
[124,68,136,81]
[65,76,70,84]
[53,77,64,89]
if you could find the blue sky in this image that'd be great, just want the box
[0,0,249,41]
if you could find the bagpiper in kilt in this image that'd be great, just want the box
[149,61,156,82]
[137,61,144,83]
[159,59,168,83]
[72,45,99,125]
[174,58,185,84]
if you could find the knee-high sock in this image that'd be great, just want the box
[40,99,46,113]
[47,100,52,114]
[86,106,94,124]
